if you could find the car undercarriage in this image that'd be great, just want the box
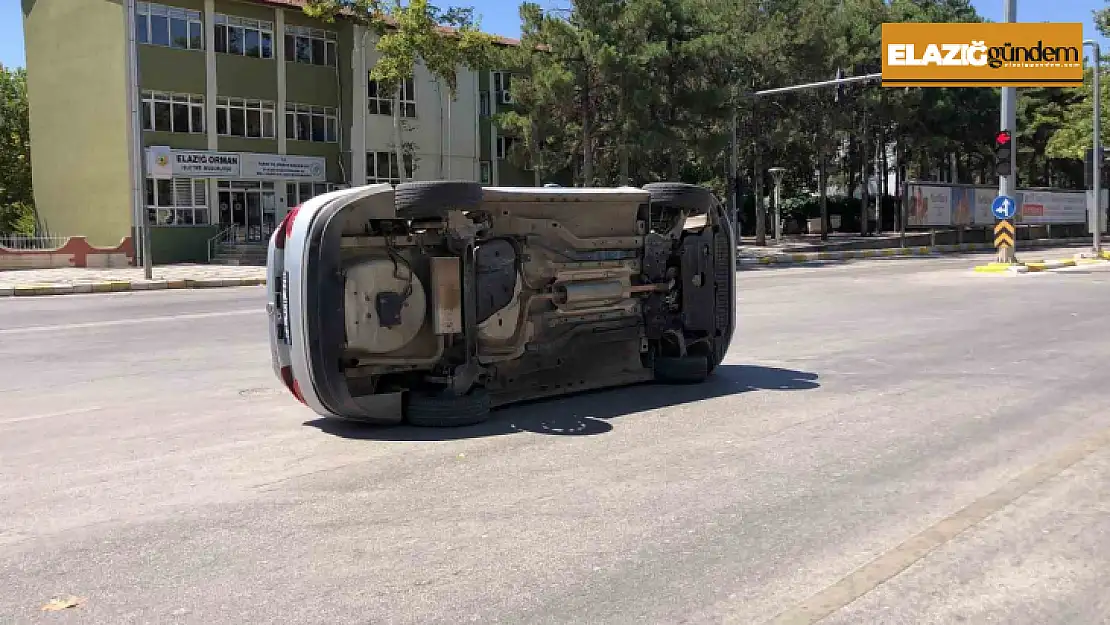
[286,181,736,427]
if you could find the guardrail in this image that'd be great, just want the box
[206,226,235,263]
[0,235,72,251]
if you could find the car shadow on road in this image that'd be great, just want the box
[304,364,819,442]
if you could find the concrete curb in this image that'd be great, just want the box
[0,276,267,297]
[738,237,1094,267]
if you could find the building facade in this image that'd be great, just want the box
[22,0,531,263]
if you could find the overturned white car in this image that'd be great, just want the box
[267,181,736,427]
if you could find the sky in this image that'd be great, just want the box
[0,0,1106,69]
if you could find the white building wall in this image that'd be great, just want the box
[361,37,481,183]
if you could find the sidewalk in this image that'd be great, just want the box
[0,264,266,297]
[737,235,1095,266]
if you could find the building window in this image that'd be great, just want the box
[367,77,416,118]
[142,91,204,134]
[214,14,274,58]
[216,97,276,138]
[286,182,341,205]
[479,91,490,117]
[136,2,203,50]
[367,151,414,184]
[496,136,518,160]
[493,71,512,104]
[146,177,209,225]
[285,103,338,143]
[284,25,338,67]
[480,160,491,185]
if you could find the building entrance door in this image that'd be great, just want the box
[217,181,277,243]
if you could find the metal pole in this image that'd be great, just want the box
[1087,40,1102,255]
[997,0,1017,264]
[769,167,785,241]
[729,109,739,224]
[753,72,883,97]
[774,180,783,241]
[125,0,154,278]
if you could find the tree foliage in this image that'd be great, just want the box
[490,0,1094,237]
[0,64,34,236]
[304,0,497,180]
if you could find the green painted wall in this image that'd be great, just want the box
[337,21,354,184]
[218,0,270,20]
[286,64,340,106]
[287,140,343,184]
[150,225,220,263]
[144,131,207,151]
[23,0,133,247]
[498,162,534,187]
[283,13,350,107]
[216,54,279,99]
[478,70,491,161]
[139,46,206,93]
[218,136,279,154]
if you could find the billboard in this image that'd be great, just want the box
[907,184,953,227]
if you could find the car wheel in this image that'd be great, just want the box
[395,180,483,219]
[405,387,492,427]
[654,354,710,384]
[643,182,713,215]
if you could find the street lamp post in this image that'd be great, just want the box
[1085,39,1102,255]
[768,167,786,241]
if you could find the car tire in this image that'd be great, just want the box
[405,387,492,427]
[654,354,710,384]
[643,182,713,215]
[395,181,483,219]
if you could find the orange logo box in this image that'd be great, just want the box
[881,22,1084,87]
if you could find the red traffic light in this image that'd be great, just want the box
[995,130,1012,146]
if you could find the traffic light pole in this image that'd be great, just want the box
[1087,39,1102,255]
[997,0,1017,264]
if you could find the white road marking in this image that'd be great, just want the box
[0,405,105,426]
[0,309,262,336]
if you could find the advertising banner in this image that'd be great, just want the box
[1017,190,1087,224]
[907,184,954,227]
[949,187,975,226]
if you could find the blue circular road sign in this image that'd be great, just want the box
[991,195,1017,220]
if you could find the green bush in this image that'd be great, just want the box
[0,201,36,236]
[737,194,902,235]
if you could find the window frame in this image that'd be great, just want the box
[479,91,490,117]
[284,25,339,67]
[368,76,416,118]
[216,96,277,139]
[141,90,205,134]
[286,181,342,206]
[479,160,492,185]
[496,136,518,160]
[285,103,339,143]
[145,177,210,226]
[366,151,414,184]
[136,2,203,51]
[214,14,275,59]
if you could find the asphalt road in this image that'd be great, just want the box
[2,250,1109,625]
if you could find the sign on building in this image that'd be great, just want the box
[146,147,326,182]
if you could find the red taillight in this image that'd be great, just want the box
[280,365,306,404]
[274,204,301,250]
